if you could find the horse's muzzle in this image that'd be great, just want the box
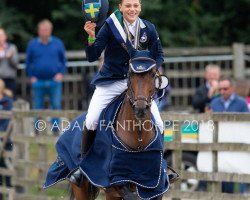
[133,99,150,120]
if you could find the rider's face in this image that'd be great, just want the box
[119,0,141,24]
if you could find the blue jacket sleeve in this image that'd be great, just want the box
[148,24,164,68]
[58,40,67,74]
[242,102,249,112]
[85,23,110,62]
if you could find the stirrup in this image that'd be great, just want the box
[167,166,180,184]
[67,169,85,187]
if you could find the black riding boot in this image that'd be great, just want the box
[81,126,96,158]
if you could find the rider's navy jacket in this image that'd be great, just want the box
[85,19,164,86]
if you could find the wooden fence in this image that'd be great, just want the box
[0,104,82,200]
[1,108,250,199]
[16,43,250,111]
[163,112,250,200]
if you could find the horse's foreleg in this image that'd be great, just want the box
[71,182,90,200]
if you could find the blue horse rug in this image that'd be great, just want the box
[44,93,169,199]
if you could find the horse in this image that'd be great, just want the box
[69,51,170,200]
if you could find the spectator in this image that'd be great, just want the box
[210,76,249,193]
[193,64,220,113]
[25,19,67,135]
[210,77,249,112]
[0,79,13,198]
[0,79,12,130]
[0,27,19,98]
[192,64,220,191]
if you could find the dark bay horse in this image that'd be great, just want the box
[70,53,169,200]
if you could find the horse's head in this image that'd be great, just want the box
[127,51,168,121]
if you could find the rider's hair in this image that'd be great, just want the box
[119,0,141,4]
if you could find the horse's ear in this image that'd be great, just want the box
[126,39,136,57]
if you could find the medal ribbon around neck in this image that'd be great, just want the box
[123,19,140,50]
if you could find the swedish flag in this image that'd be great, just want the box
[84,3,100,20]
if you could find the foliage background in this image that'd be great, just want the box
[0,0,250,51]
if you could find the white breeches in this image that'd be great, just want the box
[85,79,163,133]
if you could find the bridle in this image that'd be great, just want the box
[126,68,157,110]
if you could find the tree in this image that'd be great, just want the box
[0,1,33,51]
[1,0,250,50]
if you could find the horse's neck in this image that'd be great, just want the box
[115,96,154,150]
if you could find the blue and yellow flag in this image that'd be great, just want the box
[84,3,101,20]
[82,0,109,27]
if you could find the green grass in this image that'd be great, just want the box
[28,142,65,198]
[30,186,69,197]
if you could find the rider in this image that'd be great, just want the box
[82,0,164,156]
